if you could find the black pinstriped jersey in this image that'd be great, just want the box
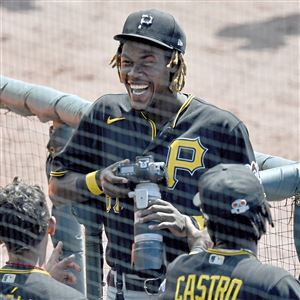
[161,248,300,300]
[51,93,256,275]
[0,266,87,300]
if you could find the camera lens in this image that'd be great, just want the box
[131,183,164,270]
[133,233,163,270]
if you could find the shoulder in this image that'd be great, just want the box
[93,93,130,110]
[0,271,87,300]
[28,273,87,299]
[167,251,204,274]
[82,93,131,120]
[176,95,249,138]
[189,96,243,126]
[236,258,300,296]
[257,263,299,285]
[48,279,87,299]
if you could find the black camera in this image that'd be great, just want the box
[115,155,165,184]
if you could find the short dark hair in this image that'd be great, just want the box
[0,177,49,254]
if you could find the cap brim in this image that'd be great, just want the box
[114,33,173,51]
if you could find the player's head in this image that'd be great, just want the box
[110,9,187,108]
[0,177,51,254]
[197,164,274,244]
[114,9,186,54]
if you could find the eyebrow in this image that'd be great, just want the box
[121,46,160,56]
[121,52,157,61]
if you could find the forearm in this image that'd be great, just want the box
[185,216,213,252]
[49,172,88,205]
[188,227,212,252]
[48,169,106,206]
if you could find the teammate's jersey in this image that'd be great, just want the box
[0,265,87,300]
[51,93,256,275]
[161,248,300,300]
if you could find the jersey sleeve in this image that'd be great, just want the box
[50,100,105,198]
[268,275,300,299]
[50,101,103,175]
[221,121,256,165]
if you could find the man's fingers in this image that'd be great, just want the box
[63,272,77,285]
[103,173,128,185]
[150,221,187,237]
[46,241,63,268]
[149,199,169,206]
[102,181,130,197]
[51,241,63,257]
[68,261,81,272]
[139,211,171,223]
[110,159,130,171]
[60,255,81,272]
[101,159,130,183]
[150,221,182,231]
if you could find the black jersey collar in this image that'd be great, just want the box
[172,94,194,128]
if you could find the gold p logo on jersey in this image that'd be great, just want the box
[166,138,207,189]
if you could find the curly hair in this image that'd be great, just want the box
[110,43,187,93]
[0,177,49,254]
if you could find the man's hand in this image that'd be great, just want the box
[99,159,130,198]
[137,199,188,237]
[46,241,81,285]
[184,217,213,251]
[137,200,213,250]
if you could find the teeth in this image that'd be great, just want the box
[130,84,148,95]
[130,84,148,90]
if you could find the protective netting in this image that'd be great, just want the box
[258,197,299,274]
[0,112,299,299]
[1,2,299,299]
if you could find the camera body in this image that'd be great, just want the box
[116,155,166,270]
[115,155,165,185]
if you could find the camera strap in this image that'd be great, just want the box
[115,270,124,300]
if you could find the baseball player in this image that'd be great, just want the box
[46,123,86,294]
[160,164,300,300]
[0,177,87,300]
[49,9,257,299]
[46,123,105,299]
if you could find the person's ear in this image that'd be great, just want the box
[48,216,56,236]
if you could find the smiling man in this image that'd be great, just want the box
[49,9,256,299]
[119,41,177,113]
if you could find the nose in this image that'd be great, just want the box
[128,64,142,78]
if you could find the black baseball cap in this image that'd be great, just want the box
[114,9,186,54]
[197,164,272,222]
